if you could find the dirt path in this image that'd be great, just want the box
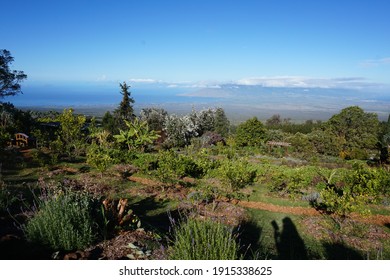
[128,176,161,187]
[238,201,320,216]
[238,200,390,226]
[129,176,390,227]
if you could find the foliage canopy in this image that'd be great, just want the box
[0,49,27,98]
[235,117,266,147]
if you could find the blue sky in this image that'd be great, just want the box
[2,0,390,91]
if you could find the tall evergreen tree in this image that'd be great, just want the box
[214,107,230,137]
[114,82,135,129]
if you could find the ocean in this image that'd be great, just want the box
[4,84,389,121]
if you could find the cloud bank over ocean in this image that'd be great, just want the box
[6,75,390,121]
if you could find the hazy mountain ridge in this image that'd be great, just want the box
[6,84,389,122]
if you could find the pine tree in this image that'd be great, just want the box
[214,107,230,137]
[114,82,135,129]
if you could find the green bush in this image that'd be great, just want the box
[235,117,266,147]
[269,166,318,197]
[157,150,204,184]
[192,149,220,176]
[217,159,257,191]
[132,152,159,172]
[86,144,113,174]
[24,190,100,251]
[169,218,239,260]
[312,164,387,217]
[346,162,386,200]
[317,185,368,217]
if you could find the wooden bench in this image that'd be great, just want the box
[15,133,30,147]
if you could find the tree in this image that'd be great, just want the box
[266,114,282,127]
[101,111,116,133]
[309,127,342,156]
[378,113,390,162]
[114,82,135,128]
[0,102,34,147]
[197,108,215,134]
[235,117,266,147]
[163,114,189,148]
[0,49,27,98]
[53,108,86,159]
[139,107,168,132]
[214,107,230,137]
[325,106,379,159]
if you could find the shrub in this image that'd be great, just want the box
[346,162,384,200]
[132,152,159,172]
[312,164,383,217]
[24,190,100,251]
[113,118,159,151]
[169,217,239,260]
[86,144,113,174]
[235,117,266,147]
[193,151,220,177]
[316,185,368,218]
[217,159,257,192]
[269,166,318,197]
[157,150,204,184]
[199,131,225,147]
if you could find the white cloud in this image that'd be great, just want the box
[128,78,158,83]
[96,74,108,81]
[360,57,390,67]
[236,76,308,87]
[120,76,386,92]
[166,81,222,89]
[235,76,377,89]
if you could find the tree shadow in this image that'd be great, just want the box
[272,217,308,259]
[385,223,390,230]
[322,242,364,260]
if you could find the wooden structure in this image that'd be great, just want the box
[11,133,35,148]
[267,141,291,156]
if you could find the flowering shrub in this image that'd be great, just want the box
[169,217,238,260]
[24,190,100,251]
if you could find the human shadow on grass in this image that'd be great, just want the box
[272,217,308,260]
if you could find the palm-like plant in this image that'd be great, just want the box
[114,118,159,151]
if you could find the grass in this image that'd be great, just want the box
[244,207,390,260]
[248,184,312,207]
[2,146,390,260]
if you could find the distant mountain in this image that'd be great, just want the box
[178,85,390,121]
[5,83,389,122]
